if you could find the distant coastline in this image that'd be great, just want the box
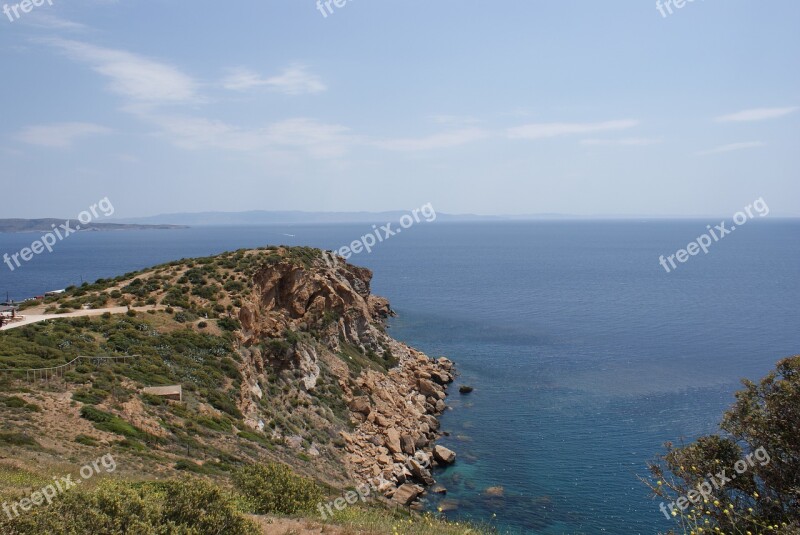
[0,219,189,233]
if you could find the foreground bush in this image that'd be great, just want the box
[0,478,259,535]
[233,462,324,515]
[647,355,800,534]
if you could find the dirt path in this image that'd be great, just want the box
[0,306,164,331]
[251,516,356,535]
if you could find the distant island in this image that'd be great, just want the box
[0,219,189,233]
[112,209,576,226]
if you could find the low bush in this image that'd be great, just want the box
[233,463,324,515]
[0,478,259,535]
[79,406,145,440]
[0,432,37,447]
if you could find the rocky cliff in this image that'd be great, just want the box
[0,246,456,508]
[233,250,457,504]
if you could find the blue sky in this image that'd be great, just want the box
[1,0,798,218]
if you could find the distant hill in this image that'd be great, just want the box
[0,219,188,233]
[113,210,575,226]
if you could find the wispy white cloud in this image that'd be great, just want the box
[697,141,765,156]
[374,128,490,151]
[16,122,111,147]
[581,137,660,146]
[222,65,326,95]
[508,119,639,140]
[25,13,88,32]
[715,107,798,123]
[46,39,198,103]
[428,114,481,126]
[141,114,354,158]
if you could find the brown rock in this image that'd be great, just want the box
[393,483,424,506]
[418,379,441,398]
[385,428,402,454]
[430,370,452,385]
[437,357,454,371]
[407,457,435,485]
[400,434,416,455]
[433,445,457,464]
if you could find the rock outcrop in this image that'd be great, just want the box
[232,249,456,505]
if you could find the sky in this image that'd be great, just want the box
[0,0,798,219]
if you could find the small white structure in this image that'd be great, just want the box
[142,385,183,402]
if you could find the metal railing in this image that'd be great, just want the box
[0,354,140,383]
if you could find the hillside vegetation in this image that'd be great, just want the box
[0,246,483,534]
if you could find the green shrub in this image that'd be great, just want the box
[1,396,27,408]
[0,432,37,447]
[80,406,144,439]
[72,388,107,405]
[141,393,165,406]
[218,317,241,332]
[0,478,259,535]
[233,463,324,515]
[74,434,99,446]
[0,396,39,411]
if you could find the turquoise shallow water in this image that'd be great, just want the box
[1,220,798,534]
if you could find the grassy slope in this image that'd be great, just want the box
[0,246,485,534]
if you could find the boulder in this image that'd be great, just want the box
[418,379,441,398]
[430,370,453,385]
[385,428,402,454]
[433,445,457,465]
[393,484,424,506]
[437,357,454,371]
[407,457,435,485]
[414,450,431,467]
[400,434,416,455]
[459,385,474,394]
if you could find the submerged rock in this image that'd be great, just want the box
[437,498,460,512]
[430,484,447,494]
[484,486,505,497]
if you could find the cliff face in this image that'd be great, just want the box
[238,251,390,348]
[0,246,455,508]
[234,251,456,503]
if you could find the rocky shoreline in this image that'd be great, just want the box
[342,345,458,506]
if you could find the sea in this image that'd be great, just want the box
[1,220,798,534]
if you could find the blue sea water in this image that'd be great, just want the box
[1,220,798,534]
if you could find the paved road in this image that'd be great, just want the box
[0,306,164,331]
